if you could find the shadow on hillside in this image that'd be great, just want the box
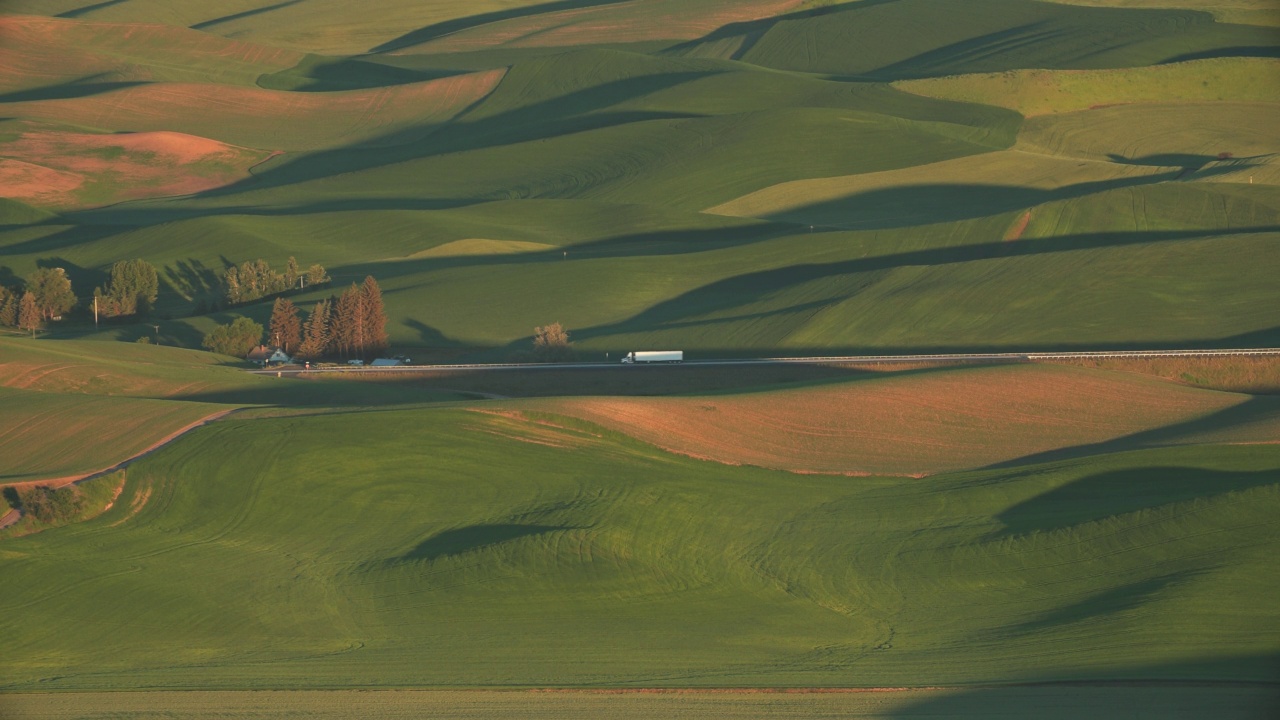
[55,0,129,18]
[768,156,1262,230]
[662,0,871,61]
[190,0,303,30]
[397,523,572,563]
[987,396,1280,472]
[370,0,635,54]
[554,225,1280,347]
[994,462,1280,537]
[888,675,1280,719]
[1006,570,1206,636]
[0,80,147,104]
[257,54,465,92]
[1163,45,1280,64]
[191,72,717,197]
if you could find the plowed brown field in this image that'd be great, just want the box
[0,125,273,208]
[1,68,506,151]
[0,14,300,93]
[514,364,1280,475]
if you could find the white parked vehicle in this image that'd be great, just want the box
[621,351,683,364]
[347,359,365,366]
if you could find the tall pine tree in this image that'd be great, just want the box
[296,299,332,361]
[360,275,388,357]
[268,297,302,353]
[332,284,364,359]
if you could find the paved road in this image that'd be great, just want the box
[250,347,1280,376]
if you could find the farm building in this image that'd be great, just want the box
[246,345,292,366]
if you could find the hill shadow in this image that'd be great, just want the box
[0,80,147,104]
[179,69,717,199]
[995,462,1280,537]
[397,523,571,562]
[561,225,1280,345]
[370,0,635,54]
[256,54,463,92]
[56,0,129,18]
[889,677,1280,719]
[986,396,1280,472]
[757,159,1256,230]
[1005,570,1206,636]
[190,0,304,30]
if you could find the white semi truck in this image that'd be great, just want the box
[621,351,683,364]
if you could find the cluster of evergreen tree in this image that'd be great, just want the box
[274,276,388,361]
[93,259,159,318]
[223,257,329,305]
[0,267,78,336]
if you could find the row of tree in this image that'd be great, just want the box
[223,257,329,305]
[204,276,388,361]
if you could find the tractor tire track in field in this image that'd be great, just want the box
[0,409,238,530]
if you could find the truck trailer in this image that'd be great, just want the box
[621,351,683,364]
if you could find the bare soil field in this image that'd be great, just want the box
[1040,355,1280,394]
[509,363,1280,475]
[0,125,273,208]
[0,14,300,93]
[1,68,507,151]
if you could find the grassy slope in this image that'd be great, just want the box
[2,0,1274,355]
[1042,0,1280,27]
[4,0,573,54]
[3,686,1277,720]
[0,406,1275,689]
[511,363,1280,475]
[0,336,468,482]
[0,14,301,95]
[0,387,222,484]
[692,0,1278,78]
[895,58,1280,116]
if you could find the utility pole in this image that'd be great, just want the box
[93,295,98,330]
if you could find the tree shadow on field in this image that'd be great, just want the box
[397,524,573,563]
[994,463,1280,537]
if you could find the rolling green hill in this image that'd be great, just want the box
[0,1,1277,711]
[1,0,1275,357]
[0,405,1275,689]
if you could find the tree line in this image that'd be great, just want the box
[223,257,329,305]
[1,256,330,338]
[203,275,388,361]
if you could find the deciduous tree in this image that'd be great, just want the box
[25,267,76,320]
[96,259,159,317]
[532,322,572,361]
[202,316,264,358]
[18,291,41,337]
